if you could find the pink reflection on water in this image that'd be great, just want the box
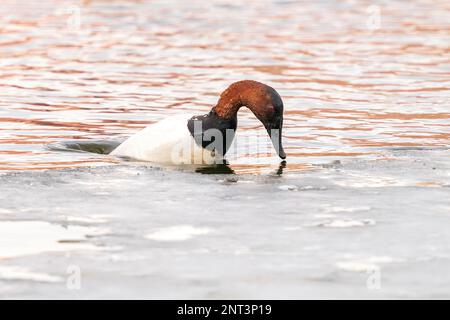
[0,0,449,173]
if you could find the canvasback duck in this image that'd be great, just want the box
[110,80,286,164]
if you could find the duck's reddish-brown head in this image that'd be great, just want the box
[214,80,286,159]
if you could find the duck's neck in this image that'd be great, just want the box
[213,95,243,120]
[187,80,274,156]
[187,108,237,157]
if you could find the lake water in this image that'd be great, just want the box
[0,0,449,299]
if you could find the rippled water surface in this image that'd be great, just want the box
[1,0,448,172]
[1,0,450,299]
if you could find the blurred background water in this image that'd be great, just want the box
[0,0,449,299]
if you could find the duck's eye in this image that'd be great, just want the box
[266,104,275,114]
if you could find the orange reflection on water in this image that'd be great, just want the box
[0,0,449,173]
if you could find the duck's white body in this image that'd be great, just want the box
[110,114,218,165]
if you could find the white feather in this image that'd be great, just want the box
[110,114,218,165]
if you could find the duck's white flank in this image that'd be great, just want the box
[110,114,218,164]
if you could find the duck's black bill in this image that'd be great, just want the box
[266,123,286,159]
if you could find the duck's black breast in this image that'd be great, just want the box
[187,109,237,156]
